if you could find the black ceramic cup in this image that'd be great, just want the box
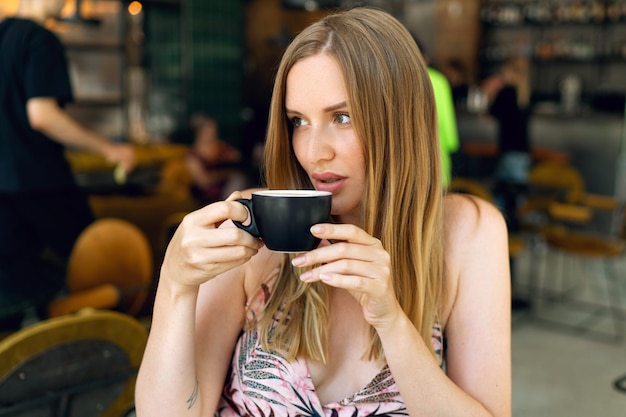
[233,190,332,252]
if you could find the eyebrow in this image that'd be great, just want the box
[285,101,348,114]
[323,101,348,112]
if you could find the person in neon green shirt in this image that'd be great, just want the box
[427,66,459,187]
[410,34,460,187]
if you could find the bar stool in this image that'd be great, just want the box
[522,163,626,343]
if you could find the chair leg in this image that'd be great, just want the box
[528,249,625,344]
[604,260,625,342]
[528,238,550,310]
[615,373,626,394]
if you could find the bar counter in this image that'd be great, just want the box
[457,110,625,197]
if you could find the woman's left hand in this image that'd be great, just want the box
[291,223,400,330]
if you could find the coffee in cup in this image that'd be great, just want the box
[233,190,332,252]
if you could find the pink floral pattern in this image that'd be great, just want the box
[216,275,444,416]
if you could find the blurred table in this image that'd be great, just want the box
[66,143,198,263]
[66,143,189,173]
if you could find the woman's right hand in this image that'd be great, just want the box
[160,192,264,292]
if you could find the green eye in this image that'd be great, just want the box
[335,113,351,124]
[290,117,304,127]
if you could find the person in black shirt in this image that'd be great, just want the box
[482,57,532,230]
[482,57,532,310]
[0,0,136,329]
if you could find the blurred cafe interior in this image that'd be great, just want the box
[0,0,626,416]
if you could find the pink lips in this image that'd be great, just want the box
[311,172,346,194]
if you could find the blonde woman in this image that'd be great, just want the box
[136,7,511,417]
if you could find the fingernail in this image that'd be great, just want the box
[292,256,305,267]
[311,225,324,234]
[299,271,311,281]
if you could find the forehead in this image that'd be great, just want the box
[285,53,347,109]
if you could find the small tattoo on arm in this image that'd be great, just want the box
[186,379,199,409]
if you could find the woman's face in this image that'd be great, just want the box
[286,53,366,225]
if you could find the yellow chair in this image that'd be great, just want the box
[0,309,147,417]
[521,162,626,342]
[48,218,153,318]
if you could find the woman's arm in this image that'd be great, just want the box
[294,194,511,416]
[135,195,264,416]
[379,194,511,416]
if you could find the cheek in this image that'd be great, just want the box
[343,138,365,174]
[291,135,307,166]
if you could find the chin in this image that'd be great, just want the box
[330,200,361,223]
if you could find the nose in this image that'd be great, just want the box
[305,126,335,163]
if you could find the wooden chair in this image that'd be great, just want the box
[48,218,153,318]
[521,162,626,343]
[0,309,146,417]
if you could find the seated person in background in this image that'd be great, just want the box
[185,114,249,202]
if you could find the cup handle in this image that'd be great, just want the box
[232,198,260,237]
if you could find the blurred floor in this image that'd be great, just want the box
[511,244,626,417]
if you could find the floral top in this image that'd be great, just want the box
[216,270,445,416]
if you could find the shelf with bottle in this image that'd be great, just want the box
[482,37,626,63]
[478,2,626,115]
[51,1,133,138]
[481,0,626,27]
[480,1,626,64]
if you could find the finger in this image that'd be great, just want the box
[293,239,386,268]
[181,225,262,251]
[317,272,377,292]
[311,223,380,246]
[184,244,261,270]
[298,258,388,283]
[186,200,250,228]
[225,191,244,201]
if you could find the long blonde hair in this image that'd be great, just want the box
[258,7,445,363]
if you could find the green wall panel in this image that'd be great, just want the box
[144,0,244,145]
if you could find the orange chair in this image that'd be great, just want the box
[48,218,153,318]
[520,162,625,343]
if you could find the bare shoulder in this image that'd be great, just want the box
[443,193,507,249]
[440,195,512,415]
[442,193,509,320]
